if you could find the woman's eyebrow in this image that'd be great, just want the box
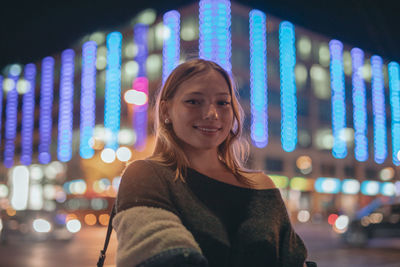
[185,91,230,96]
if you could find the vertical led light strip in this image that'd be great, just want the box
[371,55,387,164]
[0,75,3,146]
[104,32,122,150]
[21,64,36,165]
[38,57,55,164]
[351,48,368,161]
[162,10,180,83]
[133,24,149,151]
[4,74,19,168]
[388,62,400,165]
[279,21,297,152]
[57,49,75,162]
[199,0,232,72]
[80,41,97,159]
[329,40,347,158]
[249,10,268,148]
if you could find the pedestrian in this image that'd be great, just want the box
[113,58,315,267]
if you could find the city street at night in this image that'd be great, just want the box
[1,223,400,267]
[1,1,400,267]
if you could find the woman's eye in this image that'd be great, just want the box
[185,99,200,105]
[218,101,231,106]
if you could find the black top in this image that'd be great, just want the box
[116,160,308,267]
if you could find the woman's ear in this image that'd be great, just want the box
[160,100,170,121]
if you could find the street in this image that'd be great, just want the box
[1,223,400,267]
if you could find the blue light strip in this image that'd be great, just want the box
[104,32,122,150]
[279,21,297,152]
[0,75,3,147]
[199,0,232,72]
[371,55,387,164]
[135,25,148,77]
[4,74,19,168]
[162,10,180,84]
[329,40,347,158]
[249,9,268,148]
[351,48,368,161]
[57,49,75,162]
[388,62,400,165]
[133,24,149,151]
[21,64,36,165]
[80,41,97,159]
[38,57,55,164]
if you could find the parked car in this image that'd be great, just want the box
[0,209,75,243]
[342,201,400,247]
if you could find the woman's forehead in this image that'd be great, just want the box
[176,70,231,95]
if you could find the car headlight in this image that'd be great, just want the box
[33,218,52,233]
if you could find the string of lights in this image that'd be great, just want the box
[80,41,97,159]
[133,24,149,151]
[104,32,122,150]
[351,48,368,162]
[57,49,75,162]
[38,57,55,164]
[162,10,180,84]
[388,62,400,165]
[4,74,19,168]
[329,40,347,159]
[21,64,36,165]
[199,0,231,72]
[371,55,387,164]
[249,9,268,148]
[279,21,297,152]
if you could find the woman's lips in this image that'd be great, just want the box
[193,126,221,133]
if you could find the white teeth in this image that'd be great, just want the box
[197,127,218,132]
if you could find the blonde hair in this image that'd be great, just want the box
[150,59,253,185]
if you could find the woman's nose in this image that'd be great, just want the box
[204,104,218,120]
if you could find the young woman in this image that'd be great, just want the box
[113,59,314,267]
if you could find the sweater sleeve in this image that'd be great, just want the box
[116,160,177,214]
[114,160,208,267]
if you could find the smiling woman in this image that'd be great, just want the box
[112,59,314,267]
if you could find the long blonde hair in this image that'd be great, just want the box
[150,59,252,185]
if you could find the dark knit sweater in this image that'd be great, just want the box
[116,159,308,267]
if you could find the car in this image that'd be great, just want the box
[342,200,400,247]
[0,209,76,244]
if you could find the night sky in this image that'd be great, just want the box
[1,0,399,69]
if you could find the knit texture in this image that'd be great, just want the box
[115,159,307,267]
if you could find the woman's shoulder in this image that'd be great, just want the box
[117,159,177,213]
[240,170,276,190]
[123,159,170,177]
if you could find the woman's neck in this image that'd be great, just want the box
[185,149,226,174]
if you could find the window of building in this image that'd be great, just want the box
[310,64,330,99]
[365,168,378,179]
[268,89,280,107]
[265,157,284,172]
[344,166,355,178]
[314,128,333,150]
[295,63,308,91]
[298,128,312,148]
[320,163,336,176]
[181,16,199,41]
[231,14,249,38]
[318,100,331,123]
[298,95,309,116]
[232,47,250,70]
[269,118,281,138]
[297,36,312,60]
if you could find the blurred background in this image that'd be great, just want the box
[0,0,399,266]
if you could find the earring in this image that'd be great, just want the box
[165,118,170,124]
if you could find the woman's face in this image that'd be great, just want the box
[165,70,234,154]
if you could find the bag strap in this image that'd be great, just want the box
[97,203,116,267]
